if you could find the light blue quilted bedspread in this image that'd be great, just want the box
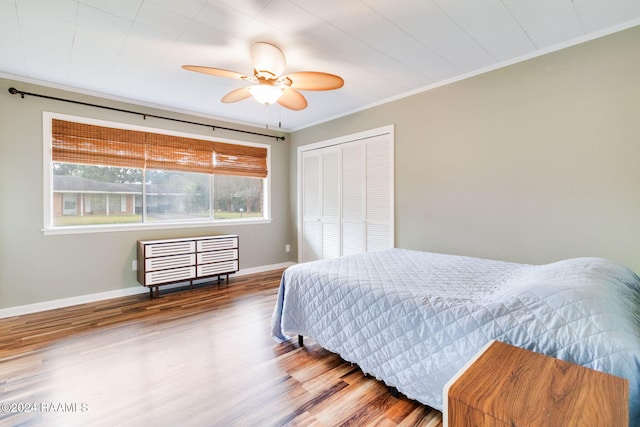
[271,248,640,424]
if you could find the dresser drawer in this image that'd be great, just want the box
[197,238,238,252]
[146,241,195,257]
[197,249,238,265]
[145,253,196,272]
[145,266,196,285]
[197,260,238,277]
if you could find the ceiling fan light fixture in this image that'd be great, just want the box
[248,84,284,105]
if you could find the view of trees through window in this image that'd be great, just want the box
[52,163,264,227]
[213,175,263,219]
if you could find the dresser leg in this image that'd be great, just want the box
[298,335,304,347]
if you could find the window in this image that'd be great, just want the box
[44,113,270,232]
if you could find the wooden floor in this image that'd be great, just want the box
[0,269,442,427]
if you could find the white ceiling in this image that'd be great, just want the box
[1,0,640,132]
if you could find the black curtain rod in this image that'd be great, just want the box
[8,87,285,141]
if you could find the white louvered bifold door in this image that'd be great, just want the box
[341,142,365,256]
[365,135,393,251]
[321,148,341,260]
[302,150,322,262]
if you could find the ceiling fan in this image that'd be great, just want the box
[182,42,344,111]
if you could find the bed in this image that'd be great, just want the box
[271,248,640,424]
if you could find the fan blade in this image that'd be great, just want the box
[283,71,344,91]
[278,88,307,110]
[250,42,286,77]
[221,87,252,103]
[182,65,250,80]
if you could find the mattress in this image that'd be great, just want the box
[271,248,640,424]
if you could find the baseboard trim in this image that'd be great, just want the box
[0,262,294,319]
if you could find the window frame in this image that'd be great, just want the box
[43,112,272,235]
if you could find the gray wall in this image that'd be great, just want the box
[0,78,293,309]
[290,26,640,272]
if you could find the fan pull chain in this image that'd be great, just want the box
[265,104,270,130]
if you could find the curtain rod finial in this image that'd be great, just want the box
[8,87,24,98]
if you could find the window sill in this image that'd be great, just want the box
[42,218,273,235]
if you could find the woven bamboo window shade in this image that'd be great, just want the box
[51,119,268,178]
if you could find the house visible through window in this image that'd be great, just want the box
[46,114,270,230]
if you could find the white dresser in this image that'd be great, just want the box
[137,235,239,298]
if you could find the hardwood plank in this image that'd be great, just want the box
[0,269,442,426]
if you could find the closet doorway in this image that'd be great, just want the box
[298,125,394,262]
